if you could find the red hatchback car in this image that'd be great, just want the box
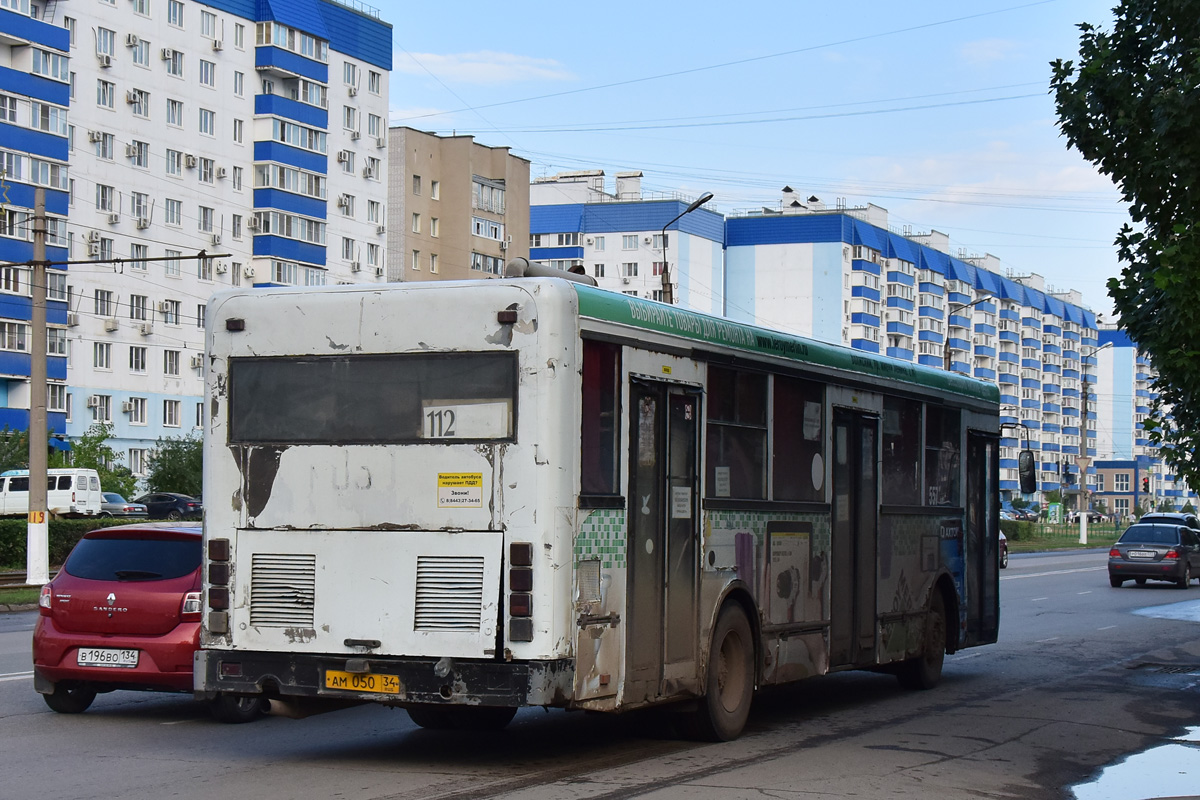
[33,523,264,722]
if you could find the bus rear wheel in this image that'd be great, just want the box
[678,602,754,742]
[897,590,946,691]
[406,704,517,731]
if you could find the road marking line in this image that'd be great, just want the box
[1078,591,1093,595]
[160,720,191,726]
[1002,566,1106,581]
[950,652,985,661]
[1036,637,1060,643]
[1031,597,1049,601]
[1098,625,1117,631]
[0,671,33,683]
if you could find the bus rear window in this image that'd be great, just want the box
[228,353,517,444]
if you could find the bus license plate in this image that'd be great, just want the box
[77,648,139,668]
[324,670,401,695]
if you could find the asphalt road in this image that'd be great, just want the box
[1,550,1197,800]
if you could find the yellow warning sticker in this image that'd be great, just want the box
[437,473,483,508]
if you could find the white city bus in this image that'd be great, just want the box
[197,276,1000,740]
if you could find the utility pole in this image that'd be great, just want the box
[27,187,49,585]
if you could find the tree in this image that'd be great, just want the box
[70,423,136,498]
[145,434,202,498]
[1051,2,1200,487]
[1184,501,1196,513]
[0,426,30,473]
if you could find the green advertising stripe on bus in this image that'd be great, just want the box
[574,284,998,403]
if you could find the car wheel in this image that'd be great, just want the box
[97,511,112,519]
[1109,575,1123,588]
[897,590,947,691]
[406,704,517,730]
[43,684,97,714]
[166,509,182,521]
[210,694,269,724]
[1000,550,1008,569]
[1177,563,1192,590]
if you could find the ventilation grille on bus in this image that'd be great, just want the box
[414,555,485,631]
[250,553,316,628]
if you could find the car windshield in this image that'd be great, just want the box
[1117,525,1181,546]
[64,537,201,581]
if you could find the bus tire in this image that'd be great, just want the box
[678,602,754,742]
[43,684,96,714]
[897,590,946,691]
[406,704,517,731]
[210,694,269,724]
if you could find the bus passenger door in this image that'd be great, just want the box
[830,409,879,668]
[626,379,701,702]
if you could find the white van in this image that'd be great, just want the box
[0,469,103,517]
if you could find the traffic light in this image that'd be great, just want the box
[1142,477,1150,493]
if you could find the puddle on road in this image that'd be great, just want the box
[1071,727,1200,800]
[1132,599,1200,623]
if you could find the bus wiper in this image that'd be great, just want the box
[114,569,163,580]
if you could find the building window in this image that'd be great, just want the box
[234,23,245,49]
[196,304,206,329]
[96,27,116,56]
[200,10,217,38]
[430,217,439,237]
[197,257,213,281]
[411,213,420,233]
[622,262,638,278]
[199,108,215,136]
[165,250,181,277]
[132,39,149,66]
[130,243,147,271]
[594,235,605,252]
[0,321,28,352]
[93,289,114,317]
[411,250,420,271]
[166,50,184,77]
[622,235,638,250]
[429,253,438,273]
[233,71,244,96]
[97,79,114,108]
[368,70,380,93]
[233,118,244,143]
[594,264,605,278]
[47,328,67,356]
[129,448,148,474]
[367,201,381,224]
[47,383,66,412]
[412,174,421,195]
[92,395,112,424]
[232,166,243,191]
[199,157,215,184]
[128,399,147,425]
[430,180,439,199]
[341,237,354,260]
[164,399,181,427]
[367,244,379,269]
[129,89,149,118]
[164,349,180,376]
[93,342,111,370]
[471,178,504,213]
[1115,473,1130,492]
[165,198,182,226]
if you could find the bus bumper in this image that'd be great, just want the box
[195,649,574,708]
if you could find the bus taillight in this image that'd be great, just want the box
[207,538,231,623]
[508,542,533,642]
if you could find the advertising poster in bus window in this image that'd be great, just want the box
[638,397,656,466]
[766,521,823,625]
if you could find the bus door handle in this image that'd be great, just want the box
[577,613,621,629]
[344,638,382,649]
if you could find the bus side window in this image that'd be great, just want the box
[882,397,921,505]
[773,375,824,501]
[706,366,768,500]
[924,405,961,506]
[580,340,621,496]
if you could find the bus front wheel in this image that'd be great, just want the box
[897,590,946,690]
[679,602,754,742]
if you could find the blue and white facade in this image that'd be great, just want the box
[1,0,390,480]
[1092,327,1193,514]
[724,198,1102,501]
[0,0,71,444]
[530,171,725,315]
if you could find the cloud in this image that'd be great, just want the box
[958,38,1023,66]
[394,51,574,85]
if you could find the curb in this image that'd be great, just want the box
[1,603,37,613]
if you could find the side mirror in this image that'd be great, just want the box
[1018,449,1037,495]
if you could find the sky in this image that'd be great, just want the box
[375,0,1127,320]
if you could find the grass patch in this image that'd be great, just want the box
[1007,524,1121,553]
[0,587,39,605]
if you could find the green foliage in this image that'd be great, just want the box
[1043,489,1062,506]
[1184,502,1196,513]
[1011,496,1031,511]
[1051,2,1200,487]
[0,427,30,473]
[0,517,137,569]
[68,423,136,498]
[145,434,202,497]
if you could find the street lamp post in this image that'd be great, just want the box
[1078,340,1112,544]
[943,295,991,372]
[660,192,713,305]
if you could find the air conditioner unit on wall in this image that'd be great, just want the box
[138,323,153,336]
[103,318,118,332]
[107,213,120,224]
[350,130,361,141]
[243,266,255,278]
[88,130,103,143]
[86,395,101,408]
[85,230,101,243]
[375,136,385,149]
[121,401,134,413]
[190,355,203,369]
[643,236,652,244]
[215,262,228,274]
[348,86,358,97]
[246,217,261,231]
[67,313,79,327]
[161,48,174,61]
[376,225,385,235]
[211,39,223,51]
[350,261,361,272]
[185,154,197,168]
[97,53,112,68]
[216,167,227,179]
[211,234,221,246]
[136,217,150,230]
[374,267,383,277]
[125,34,140,47]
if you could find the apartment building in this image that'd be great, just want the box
[1092,326,1194,516]
[386,126,529,282]
[723,193,1102,501]
[1,0,391,477]
[529,171,724,314]
[0,0,70,446]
